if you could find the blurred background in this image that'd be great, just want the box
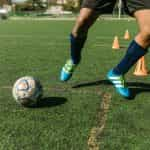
[0,0,128,20]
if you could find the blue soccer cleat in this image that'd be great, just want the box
[107,69,130,98]
[60,59,77,81]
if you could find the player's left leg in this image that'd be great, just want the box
[60,0,117,81]
[60,8,99,81]
[107,8,150,98]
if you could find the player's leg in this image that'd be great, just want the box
[70,8,99,64]
[134,10,150,48]
[107,2,150,98]
[60,8,99,81]
[60,0,117,81]
[113,11,150,75]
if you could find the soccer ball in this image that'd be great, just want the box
[12,76,43,107]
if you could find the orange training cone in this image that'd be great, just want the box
[112,36,120,49]
[124,29,130,40]
[134,56,148,76]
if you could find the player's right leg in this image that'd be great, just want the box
[107,0,150,98]
[60,8,99,81]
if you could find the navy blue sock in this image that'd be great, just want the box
[70,33,87,64]
[113,40,148,75]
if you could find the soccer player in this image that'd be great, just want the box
[60,0,150,98]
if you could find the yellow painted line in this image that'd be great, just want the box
[88,93,112,150]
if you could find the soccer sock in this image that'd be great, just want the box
[113,40,148,75]
[70,33,87,64]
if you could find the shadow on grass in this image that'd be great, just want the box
[120,46,127,49]
[72,80,111,88]
[35,97,67,108]
[72,79,150,99]
[128,82,150,99]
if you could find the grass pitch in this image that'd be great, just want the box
[0,19,150,150]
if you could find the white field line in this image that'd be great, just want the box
[9,16,135,21]
[0,34,128,48]
[0,35,112,39]
[1,85,102,95]
[0,34,67,38]
[1,86,12,89]
[10,17,76,21]
[93,43,127,48]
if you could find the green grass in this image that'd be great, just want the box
[0,19,150,150]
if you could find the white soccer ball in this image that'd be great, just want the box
[12,76,43,107]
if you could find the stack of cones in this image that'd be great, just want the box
[134,56,148,76]
[124,29,130,40]
[112,36,120,49]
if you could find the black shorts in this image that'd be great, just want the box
[81,0,150,15]
[81,0,116,14]
[123,0,150,15]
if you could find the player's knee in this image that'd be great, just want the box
[77,16,88,27]
[140,25,150,42]
[72,26,88,39]
[72,30,88,40]
[72,17,89,38]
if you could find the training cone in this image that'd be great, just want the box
[112,36,120,49]
[124,29,130,40]
[134,56,148,76]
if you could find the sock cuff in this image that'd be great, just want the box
[132,40,148,52]
[70,33,87,41]
[113,40,148,75]
[70,33,75,41]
